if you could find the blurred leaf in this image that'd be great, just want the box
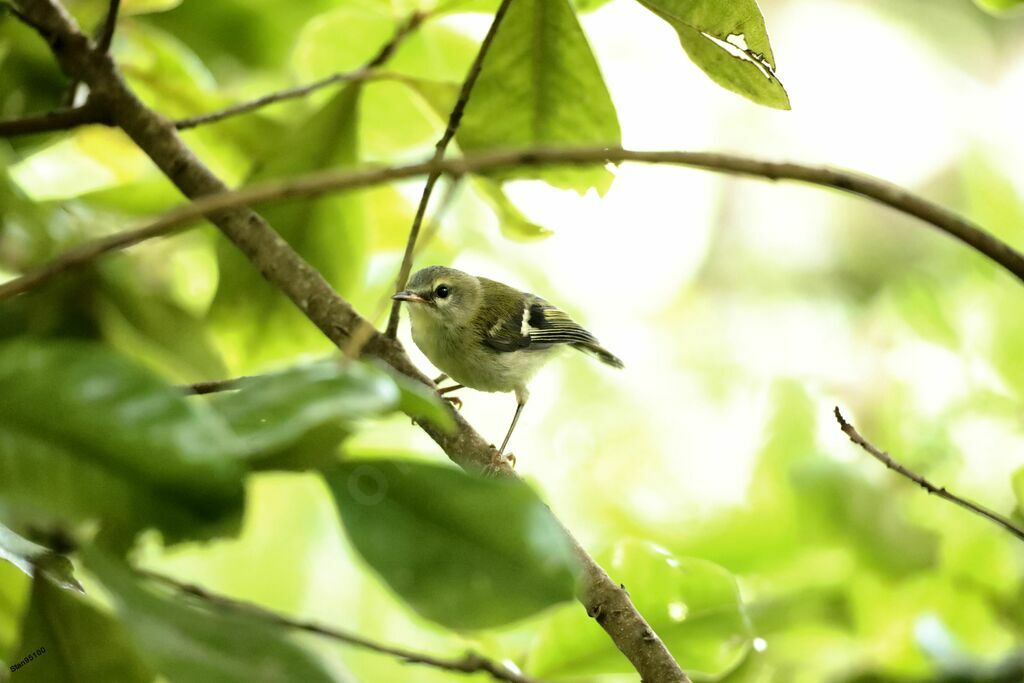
[973,0,1024,13]
[13,573,154,683]
[97,262,228,381]
[473,178,552,240]
[457,0,621,194]
[0,340,244,548]
[635,0,790,109]
[0,523,82,593]
[884,276,960,349]
[293,4,398,78]
[209,85,366,371]
[384,365,456,430]
[325,460,579,629]
[0,561,31,665]
[84,548,338,683]
[529,539,751,680]
[207,360,450,458]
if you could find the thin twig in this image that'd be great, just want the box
[834,407,1024,543]
[63,0,120,106]
[136,569,537,683]
[0,11,424,137]
[384,0,514,338]
[0,103,105,137]
[3,145,1023,302]
[181,377,249,394]
[176,11,426,131]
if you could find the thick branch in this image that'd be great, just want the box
[4,145,1024,302]
[834,407,1024,543]
[137,570,536,683]
[16,2,691,680]
[384,0,514,338]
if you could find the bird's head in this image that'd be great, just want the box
[392,266,482,330]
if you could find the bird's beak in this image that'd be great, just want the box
[392,290,429,304]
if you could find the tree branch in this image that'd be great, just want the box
[63,0,120,106]
[14,1,691,680]
[0,102,105,137]
[137,569,537,683]
[384,0,514,338]
[834,407,1024,543]
[4,145,1024,303]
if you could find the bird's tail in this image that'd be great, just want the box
[572,341,624,369]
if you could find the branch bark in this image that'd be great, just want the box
[4,145,1024,303]
[834,407,1024,543]
[137,569,537,683]
[14,1,691,680]
[384,0,515,338]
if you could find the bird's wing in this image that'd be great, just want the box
[483,297,598,353]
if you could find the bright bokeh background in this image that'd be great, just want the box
[3,0,1024,680]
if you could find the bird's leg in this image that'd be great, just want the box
[497,387,528,466]
[438,383,464,411]
[432,373,448,386]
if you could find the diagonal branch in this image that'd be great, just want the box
[176,11,426,131]
[137,569,538,683]
[15,1,691,680]
[3,146,1024,302]
[834,407,1024,543]
[384,0,515,338]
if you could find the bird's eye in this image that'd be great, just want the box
[434,285,450,299]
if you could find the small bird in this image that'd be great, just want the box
[392,266,623,459]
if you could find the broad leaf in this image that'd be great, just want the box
[205,359,451,461]
[458,0,621,194]
[474,178,553,240]
[325,460,580,629]
[0,341,244,548]
[974,0,1024,12]
[209,85,366,372]
[1014,466,1024,515]
[84,548,338,683]
[0,523,82,593]
[529,540,751,680]
[12,574,154,683]
[635,0,790,109]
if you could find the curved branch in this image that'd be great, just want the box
[834,407,1024,543]
[15,2,691,680]
[137,570,537,683]
[3,146,1023,302]
[384,0,515,338]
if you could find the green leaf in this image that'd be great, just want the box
[458,0,621,194]
[635,0,790,109]
[12,574,154,683]
[83,548,338,683]
[473,178,553,240]
[529,539,751,680]
[207,360,450,458]
[0,340,244,548]
[325,460,579,629]
[0,524,82,593]
[973,0,1024,13]
[209,85,366,372]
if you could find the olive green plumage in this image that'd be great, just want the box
[392,266,623,455]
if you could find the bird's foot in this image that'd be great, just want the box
[443,394,463,411]
[485,447,516,474]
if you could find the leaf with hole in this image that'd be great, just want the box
[325,460,580,629]
[635,0,790,109]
